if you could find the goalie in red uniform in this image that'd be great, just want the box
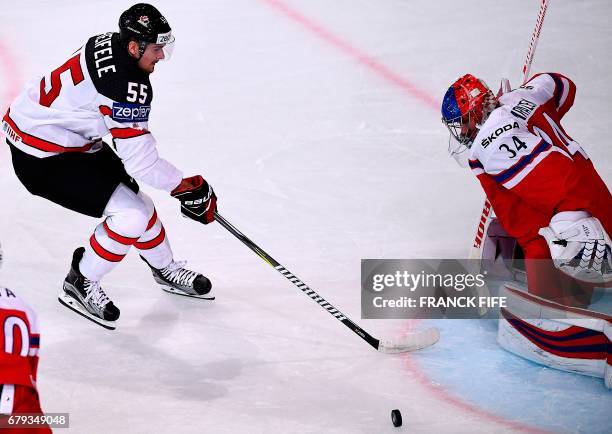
[440,72,612,306]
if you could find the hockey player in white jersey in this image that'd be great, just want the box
[2,4,217,330]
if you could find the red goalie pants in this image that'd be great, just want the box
[0,384,51,434]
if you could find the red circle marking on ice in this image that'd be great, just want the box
[400,321,551,434]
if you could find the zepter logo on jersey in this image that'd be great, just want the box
[112,102,151,123]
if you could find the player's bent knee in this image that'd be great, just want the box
[123,202,150,236]
[104,184,151,237]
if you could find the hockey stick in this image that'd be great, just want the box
[214,211,440,353]
[469,0,550,260]
[522,0,549,84]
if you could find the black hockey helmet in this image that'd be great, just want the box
[119,3,175,58]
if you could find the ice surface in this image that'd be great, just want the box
[0,1,610,432]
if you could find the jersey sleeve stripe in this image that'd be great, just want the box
[99,105,113,116]
[3,109,95,153]
[110,127,150,139]
[468,159,484,169]
[554,75,576,119]
[548,73,567,109]
[89,234,125,262]
[468,159,485,175]
[29,335,40,348]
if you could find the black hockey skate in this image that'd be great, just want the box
[141,257,214,300]
[59,247,120,330]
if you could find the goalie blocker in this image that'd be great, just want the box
[498,284,611,388]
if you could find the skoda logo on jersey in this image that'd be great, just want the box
[481,122,519,148]
[112,102,151,123]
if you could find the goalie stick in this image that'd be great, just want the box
[214,212,440,353]
[469,0,550,260]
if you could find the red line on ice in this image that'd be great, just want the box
[260,0,439,110]
[0,37,22,113]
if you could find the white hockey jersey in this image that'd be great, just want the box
[468,73,585,189]
[2,32,182,192]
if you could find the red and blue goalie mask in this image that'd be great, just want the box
[441,74,493,166]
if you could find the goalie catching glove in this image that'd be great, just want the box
[539,211,612,284]
[171,175,217,224]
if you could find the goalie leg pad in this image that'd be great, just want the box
[606,322,612,388]
[498,284,611,388]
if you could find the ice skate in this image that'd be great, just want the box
[141,257,214,300]
[59,247,120,330]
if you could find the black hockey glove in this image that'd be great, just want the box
[171,175,217,224]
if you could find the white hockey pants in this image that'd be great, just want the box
[80,184,173,282]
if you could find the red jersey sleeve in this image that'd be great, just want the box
[525,72,576,120]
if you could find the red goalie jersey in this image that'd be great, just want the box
[0,286,49,432]
[0,286,40,390]
[469,73,612,258]
[468,73,611,301]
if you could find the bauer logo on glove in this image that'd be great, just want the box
[171,175,217,224]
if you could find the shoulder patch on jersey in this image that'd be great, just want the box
[510,99,537,120]
[112,102,151,123]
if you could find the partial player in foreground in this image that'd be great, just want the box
[440,73,612,387]
[0,243,51,432]
[2,3,217,330]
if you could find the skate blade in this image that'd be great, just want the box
[160,285,215,300]
[58,291,117,330]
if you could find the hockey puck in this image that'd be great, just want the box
[391,409,402,427]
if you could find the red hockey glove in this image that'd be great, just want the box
[171,175,217,224]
